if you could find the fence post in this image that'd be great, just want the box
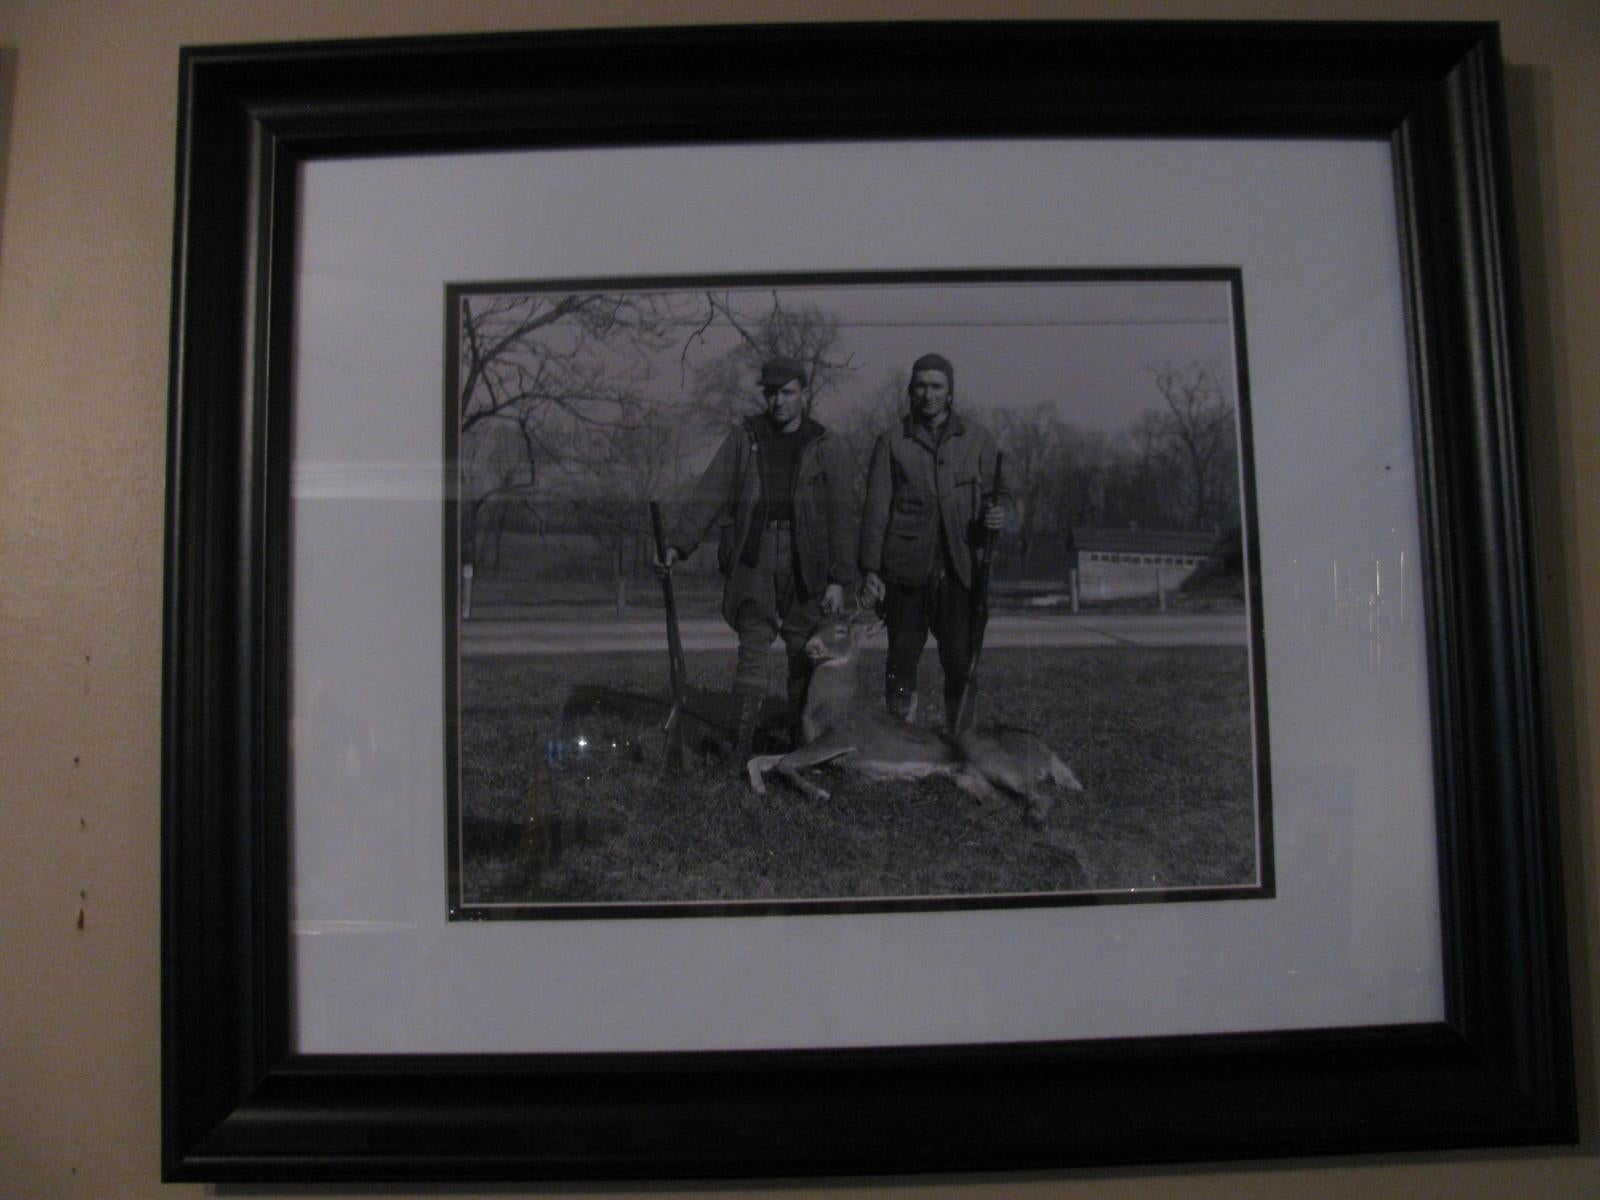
[461,562,474,620]
[1070,568,1079,613]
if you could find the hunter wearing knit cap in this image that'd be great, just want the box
[858,353,1010,727]
[657,356,855,762]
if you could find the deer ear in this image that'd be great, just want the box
[848,598,886,639]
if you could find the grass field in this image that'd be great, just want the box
[456,642,1262,910]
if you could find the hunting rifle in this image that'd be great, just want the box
[953,451,1003,736]
[649,501,687,769]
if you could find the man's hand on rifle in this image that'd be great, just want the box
[653,545,680,579]
[982,503,1006,532]
[821,583,845,615]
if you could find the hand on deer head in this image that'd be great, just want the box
[858,570,886,609]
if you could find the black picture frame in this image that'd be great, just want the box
[162,20,1575,1181]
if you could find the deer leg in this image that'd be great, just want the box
[747,741,852,797]
[768,742,857,802]
[1047,754,1085,793]
[777,761,833,802]
[954,766,1002,806]
[1024,789,1054,830]
[745,754,783,796]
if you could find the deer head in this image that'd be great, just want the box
[803,609,883,665]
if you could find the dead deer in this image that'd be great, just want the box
[745,611,1083,826]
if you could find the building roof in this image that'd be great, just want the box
[1067,527,1228,557]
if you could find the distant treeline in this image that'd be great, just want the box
[470,509,1242,588]
[455,289,1243,585]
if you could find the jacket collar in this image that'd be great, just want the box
[903,412,966,450]
[745,414,826,448]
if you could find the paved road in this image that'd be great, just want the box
[460,611,1248,656]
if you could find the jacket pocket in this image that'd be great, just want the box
[889,490,929,536]
[952,474,984,543]
[955,471,984,510]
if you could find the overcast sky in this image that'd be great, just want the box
[647,276,1242,435]
[457,276,1244,483]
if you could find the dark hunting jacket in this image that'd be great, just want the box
[668,417,856,627]
[858,413,1011,590]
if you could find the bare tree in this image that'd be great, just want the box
[552,398,693,610]
[1043,425,1114,535]
[831,368,908,513]
[459,292,687,434]
[993,403,1063,577]
[683,291,858,432]
[458,411,541,573]
[455,291,699,573]
[1114,410,1187,530]
[1145,361,1238,529]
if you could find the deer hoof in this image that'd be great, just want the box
[746,768,766,796]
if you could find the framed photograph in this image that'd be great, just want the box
[444,268,1269,919]
[163,21,1575,1181]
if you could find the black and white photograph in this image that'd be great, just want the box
[445,272,1268,917]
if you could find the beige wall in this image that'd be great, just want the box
[0,1,1593,1197]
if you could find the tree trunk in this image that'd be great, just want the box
[613,538,627,617]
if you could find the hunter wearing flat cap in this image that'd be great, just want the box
[658,356,856,761]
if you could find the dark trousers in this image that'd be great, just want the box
[883,565,976,723]
[732,527,820,714]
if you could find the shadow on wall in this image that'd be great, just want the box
[0,49,14,270]
[1503,60,1595,1128]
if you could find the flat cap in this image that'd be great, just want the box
[758,356,808,388]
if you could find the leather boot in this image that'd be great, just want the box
[732,693,762,765]
[944,681,968,735]
[886,686,918,724]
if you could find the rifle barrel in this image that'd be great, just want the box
[649,502,687,693]
[649,502,688,767]
[954,451,1003,734]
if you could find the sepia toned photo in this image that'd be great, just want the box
[444,271,1268,917]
